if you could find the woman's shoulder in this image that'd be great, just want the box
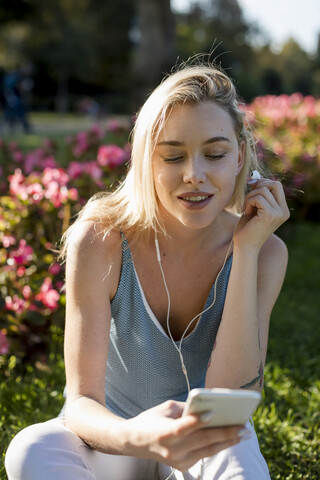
[67,220,122,257]
[257,234,288,300]
[260,233,288,266]
[66,221,123,295]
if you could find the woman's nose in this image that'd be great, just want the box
[182,157,207,184]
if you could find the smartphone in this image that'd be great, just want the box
[183,388,262,427]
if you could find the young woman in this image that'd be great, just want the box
[5,63,290,480]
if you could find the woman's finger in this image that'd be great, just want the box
[248,179,287,207]
[245,186,279,211]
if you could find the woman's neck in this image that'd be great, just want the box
[155,210,233,260]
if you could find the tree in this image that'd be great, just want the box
[130,0,176,108]
[0,0,134,112]
[174,0,262,99]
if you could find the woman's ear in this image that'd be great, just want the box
[236,140,245,175]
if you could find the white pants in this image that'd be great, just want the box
[5,417,270,480]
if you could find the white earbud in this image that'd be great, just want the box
[250,170,261,180]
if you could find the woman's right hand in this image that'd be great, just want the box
[125,400,246,472]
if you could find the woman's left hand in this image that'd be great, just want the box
[233,179,290,251]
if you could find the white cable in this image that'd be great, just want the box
[155,214,243,393]
[156,213,243,480]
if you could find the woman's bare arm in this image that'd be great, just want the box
[206,179,289,391]
[64,221,129,453]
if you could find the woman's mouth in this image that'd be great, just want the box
[178,194,213,208]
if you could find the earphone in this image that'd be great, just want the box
[249,170,261,181]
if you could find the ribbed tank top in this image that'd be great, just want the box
[105,235,233,419]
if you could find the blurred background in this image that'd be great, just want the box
[0,0,319,117]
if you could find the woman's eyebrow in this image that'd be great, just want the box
[157,140,185,147]
[157,136,231,147]
[203,136,231,145]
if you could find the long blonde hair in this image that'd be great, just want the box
[59,63,259,258]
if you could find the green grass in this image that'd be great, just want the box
[255,222,320,479]
[1,221,319,479]
[1,111,130,167]
[2,111,128,145]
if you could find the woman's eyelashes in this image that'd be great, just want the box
[205,153,226,160]
[161,155,183,162]
[161,152,227,163]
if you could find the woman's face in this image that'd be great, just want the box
[152,101,244,230]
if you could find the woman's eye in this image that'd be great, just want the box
[206,153,226,160]
[162,156,183,162]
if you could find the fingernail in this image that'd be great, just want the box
[247,179,258,185]
[201,411,216,423]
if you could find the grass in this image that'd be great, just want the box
[1,111,130,169]
[1,221,319,479]
[256,221,320,478]
[1,111,128,149]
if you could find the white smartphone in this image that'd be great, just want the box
[183,388,262,427]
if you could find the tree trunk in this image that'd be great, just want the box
[55,71,69,113]
[131,0,176,108]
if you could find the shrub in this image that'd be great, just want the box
[244,94,320,220]
[0,120,130,362]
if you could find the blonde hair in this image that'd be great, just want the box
[59,63,260,258]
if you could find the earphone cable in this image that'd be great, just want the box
[155,213,243,480]
[155,212,243,393]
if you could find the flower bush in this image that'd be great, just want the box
[243,94,320,220]
[0,97,319,362]
[0,120,130,363]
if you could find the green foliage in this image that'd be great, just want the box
[252,222,320,479]
[0,325,66,479]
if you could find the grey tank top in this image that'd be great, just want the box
[105,235,233,419]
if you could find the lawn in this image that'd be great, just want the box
[1,220,319,479]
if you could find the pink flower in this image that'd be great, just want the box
[97,145,127,168]
[17,266,26,277]
[48,262,62,275]
[42,167,69,187]
[0,331,9,355]
[40,155,57,169]
[9,239,34,265]
[106,119,122,132]
[73,131,90,157]
[24,149,46,174]
[35,278,60,310]
[67,161,85,179]
[5,295,26,314]
[68,188,79,201]
[22,285,32,299]
[26,182,44,203]
[9,169,28,200]
[84,161,103,180]
[2,235,16,248]
[90,124,104,138]
[12,151,24,163]
[76,131,89,143]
